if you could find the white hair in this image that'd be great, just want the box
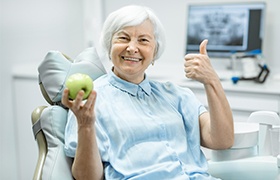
[100,5,166,60]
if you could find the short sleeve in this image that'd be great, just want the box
[64,111,78,157]
[64,109,110,162]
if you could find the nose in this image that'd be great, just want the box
[126,40,139,54]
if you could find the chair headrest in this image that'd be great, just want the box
[38,47,106,105]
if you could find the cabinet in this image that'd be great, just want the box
[177,79,280,122]
[175,78,280,159]
[147,62,280,122]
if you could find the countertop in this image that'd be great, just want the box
[12,62,280,95]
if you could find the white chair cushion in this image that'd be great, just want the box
[38,47,106,103]
[40,106,73,179]
[36,47,106,179]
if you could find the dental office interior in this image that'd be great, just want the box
[1,0,280,179]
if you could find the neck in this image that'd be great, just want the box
[112,67,145,84]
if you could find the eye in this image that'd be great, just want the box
[139,38,150,43]
[118,36,129,41]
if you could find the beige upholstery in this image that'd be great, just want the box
[32,106,47,180]
[31,104,74,180]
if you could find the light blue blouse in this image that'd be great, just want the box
[64,70,219,180]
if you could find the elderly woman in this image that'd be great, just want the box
[62,5,234,180]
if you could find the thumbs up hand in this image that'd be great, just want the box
[184,39,219,84]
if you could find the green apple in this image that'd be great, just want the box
[65,73,93,100]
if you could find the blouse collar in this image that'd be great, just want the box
[108,70,151,97]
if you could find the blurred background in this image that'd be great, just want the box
[1,0,280,179]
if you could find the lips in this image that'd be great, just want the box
[122,56,142,62]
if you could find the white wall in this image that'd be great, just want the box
[1,0,279,179]
[0,0,85,179]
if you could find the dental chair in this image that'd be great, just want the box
[31,47,106,179]
[208,111,280,179]
[32,47,280,180]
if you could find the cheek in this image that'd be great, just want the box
[110,44,119,59]
[147,42,157,58]
[146,46,157,59]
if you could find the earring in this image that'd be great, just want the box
[152,60,155,66]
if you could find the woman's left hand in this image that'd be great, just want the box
[184,39,219,85]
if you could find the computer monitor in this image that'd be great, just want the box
[185,2,266,58]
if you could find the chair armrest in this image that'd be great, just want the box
[31,106,48,180]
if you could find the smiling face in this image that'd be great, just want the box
[110,20,156,84]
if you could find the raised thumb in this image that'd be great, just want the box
[199,39,208,55]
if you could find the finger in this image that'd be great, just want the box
[76,90,85,102]
[72,90,85,108]
[61,88,71,107]
[89,91,97,112]
[199,39,208,55]
[184,53,198,60]
[84,91,97,110]
[184,59,190,67]
[185,70,194,79]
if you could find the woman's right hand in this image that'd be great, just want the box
[61,88,97,126]
[62,88,104,179]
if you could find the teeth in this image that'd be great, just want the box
[123,57,141,62]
